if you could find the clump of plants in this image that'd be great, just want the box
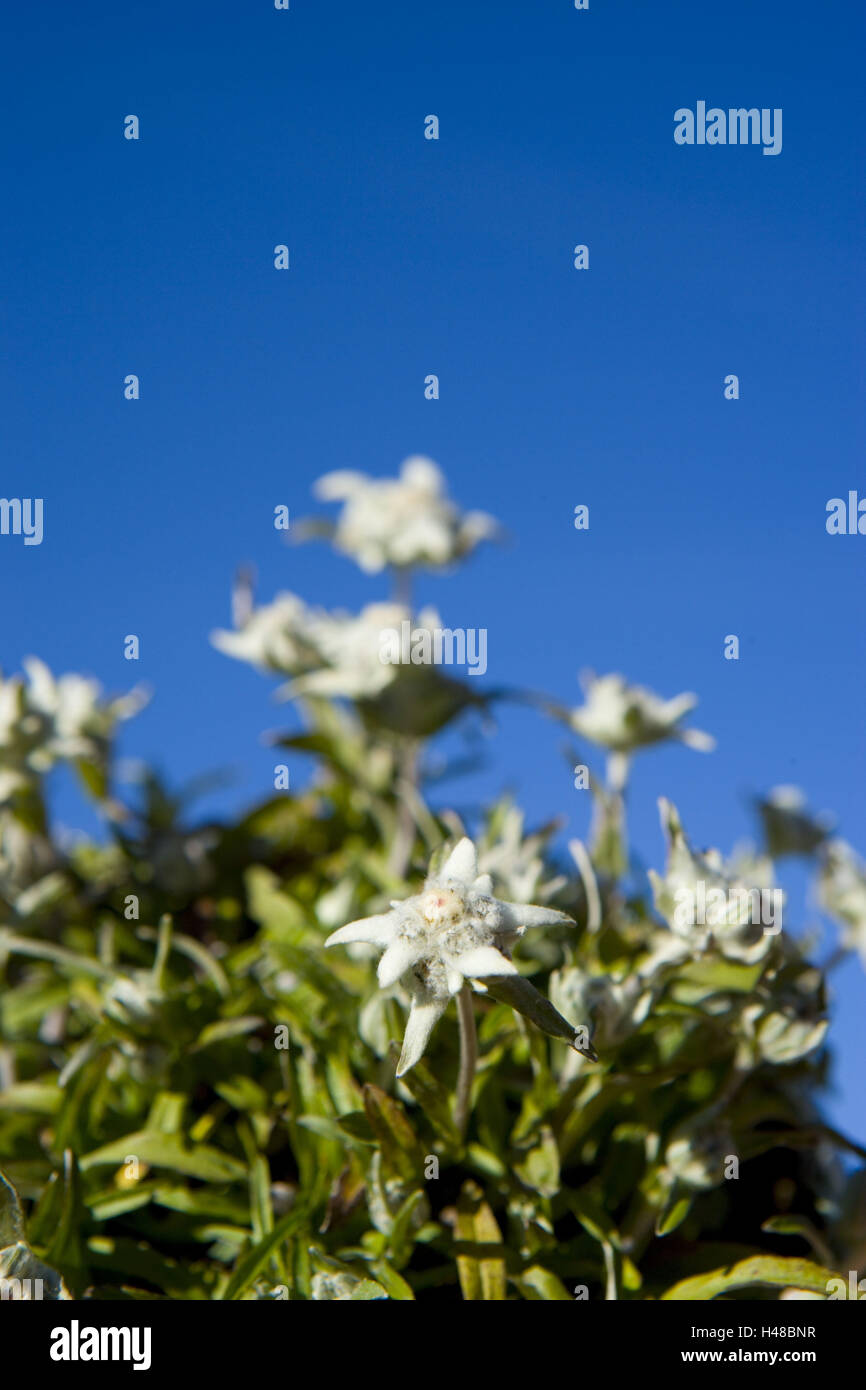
[1,458,863,1300]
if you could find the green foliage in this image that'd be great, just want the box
[0,465,863,1301]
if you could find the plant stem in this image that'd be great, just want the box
[454,984,477,1139]
[822,945,850,973]
[388,739,418,881]
[392,565,412,609]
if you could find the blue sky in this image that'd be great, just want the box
[1,1,863,1139]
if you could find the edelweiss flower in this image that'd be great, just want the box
[312,456,499,574]
[21,658,145,763]
[735,1001,828,1068]
[325,837,595,1075]
[649,799,780,964]
[659,1126,734,1192]
[0,660,145,799]
[550,965,652,1051]
[214,595,481,736]
[818,840,866,968]
[568,672,715,754]
[210,593,323,675]
[476,803,567,905]
[288,603,444,702]
[212,593,448,702]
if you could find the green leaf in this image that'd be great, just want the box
[192,1017,265,1050]
[455,1181,506,1301]
[661,1255,840,1300]
[81,1132,246,1183]
[0,1170,25,1246]
[222,1204,308,1300]
[656,1194,692,1237]
[362,1084,421,1183]
[517,1264,573,1300]
[348,1277,390,1300]
[387,1188,427,1267]
[396,1056,461,1147]
[514,1126,560,1199]
[369,1259,416,1300]
[42,1151,88,1296]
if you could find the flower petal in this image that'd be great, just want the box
[452,946,517,980]
[396,997,448,1076]
[377,938,419,988]
[497,902,575,932]
[472,872,494,894]
[679,727,716,753]
[324,913,398,948]
[313,470,367,500]
[440,837,477,884]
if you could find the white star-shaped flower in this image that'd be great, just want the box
[568,672,715,754]
[819,839,866,968]
[649,799,779,964]
[312,456,499,574]
[325,837,596,1075]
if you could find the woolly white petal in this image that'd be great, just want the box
[314,470,368,501]
[23,656,57,711]
[324,913,398,948]
[680,727,716,752]
[661,692,698,722]
[441,837,477,884]
[400,456,443,493]
[452,947,518,980]
[497,902,575,931]
[377,938,419,988]
[396,997,448,1077]
[472,872,494,894]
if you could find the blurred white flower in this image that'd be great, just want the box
[213,592,430,698]
[736,1002,828,1068]
[660,1128,733,1191]
[312,456,499,573]
[210,593,322,675]
[649,799,780,964]
[550,964,651,1050]
[568,672,715,755]
[22,658,145,764]
[476,804,567,905]
[288,603,443,701]
[325,836,590,1075]
[0,659,145,799]
[818,840,866,968]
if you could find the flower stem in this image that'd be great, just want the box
[392,565,413,609]
[388,739,418,881]
[454,985,477,1139]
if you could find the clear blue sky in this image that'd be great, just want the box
[1,2,863,1139]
